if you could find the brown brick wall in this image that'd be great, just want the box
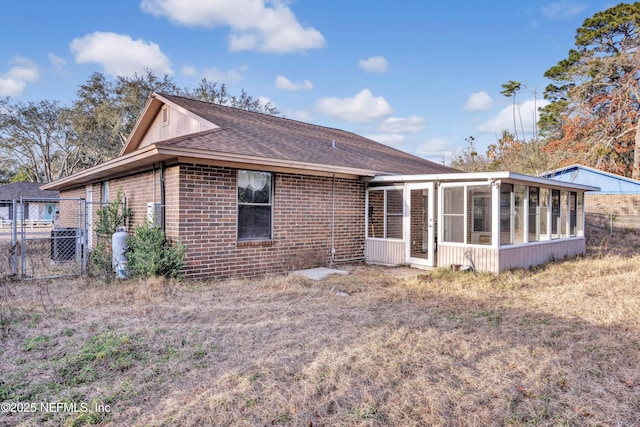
[108,170,162,229]
[57,186,86,229]
[176,164,365,279]
[60,164,366,279]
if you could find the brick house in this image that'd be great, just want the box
[43,93,597,278]
[42,93,457,278]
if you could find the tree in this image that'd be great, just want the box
[184,78,280,116]
[540,3,640,179]
[500,80,524,142]
[0,98,80,183]
[69,71,280,166]
[450,136,490,172]
[69,71,182,163]
[487,130,523,172]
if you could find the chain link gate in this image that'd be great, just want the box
[15,197,87,279]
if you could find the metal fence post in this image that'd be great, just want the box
[11,200,17,276]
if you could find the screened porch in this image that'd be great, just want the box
[364,172,598,273]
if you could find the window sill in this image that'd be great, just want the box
[237,240,276,248]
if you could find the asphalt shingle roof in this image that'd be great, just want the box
[0,182,59,201]
[158,93,459,176]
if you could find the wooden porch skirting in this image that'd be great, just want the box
[365,238,585,273]
[438,238,585,273]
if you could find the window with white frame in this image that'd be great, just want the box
[540,188,550,240]
[500,184,513,245]
[237,170,272,240]
[367,187,403,239]
[514,185,526,244]
[468,186,492,245]
[551,189,561,238]
[528,187,540,242]
[442,187,465,243]
[101,181,109,205]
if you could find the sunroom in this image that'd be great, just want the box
[363,172,599,273]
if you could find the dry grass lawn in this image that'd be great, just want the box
[1,226,639,426]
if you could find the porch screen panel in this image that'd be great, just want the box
[576,192,584,236]
[386,189,403,239]
[367,190,384,238]
[540,188,550,240]
[500,184,513,245]
[551,189,560,238]
[367,188,403,239]
[569,192,577,236]
[467,185,491,245]
[514,185,525,244]
[443,187,464,243]
[560,191,568,238]
[528,187,539,242]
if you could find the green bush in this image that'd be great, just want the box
[89,242,113,282]
[126,220,186,280]
[90,189,132,280]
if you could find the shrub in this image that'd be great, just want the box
[90,189,132,280]
[126,220,186,280]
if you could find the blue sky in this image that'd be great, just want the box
[0,0,616,164]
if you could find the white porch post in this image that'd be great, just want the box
[492,182,500,248]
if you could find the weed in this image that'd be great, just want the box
[21,335,51,351]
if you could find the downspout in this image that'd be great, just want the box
[328,173,367,266]
[330,172,336,265]
[160,162,166,231]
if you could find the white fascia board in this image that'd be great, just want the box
[365,171,600,192]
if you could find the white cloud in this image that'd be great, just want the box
[289,109,313,122]
[464,91,493,112]
[358,56,388,73]
[140,0,326,54]
[48,53,66,71]
[70,32,172,76]
[181,65,196,76]
[275,75,313,91]
[477,97,550,134]
[542,0,588,19]
[203,66,243,83]
[365,133,405,147]
[316,89,392,123]
[0,56,39,96]
[416,138,455,163]
[379,116,425,134]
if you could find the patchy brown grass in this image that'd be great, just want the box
[1,232,640,426]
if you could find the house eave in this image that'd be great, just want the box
[42,144,395,191]
[41,145,164,191]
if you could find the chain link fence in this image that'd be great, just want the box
[0,198,87,280]
[586,205,640,236]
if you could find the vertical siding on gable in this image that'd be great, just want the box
[138,106,215,148]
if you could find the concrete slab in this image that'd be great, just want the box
[291,267,349,281]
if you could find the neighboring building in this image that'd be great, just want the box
[42,93,597,278]
[0,182,59,223]
[543,164,640,231]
